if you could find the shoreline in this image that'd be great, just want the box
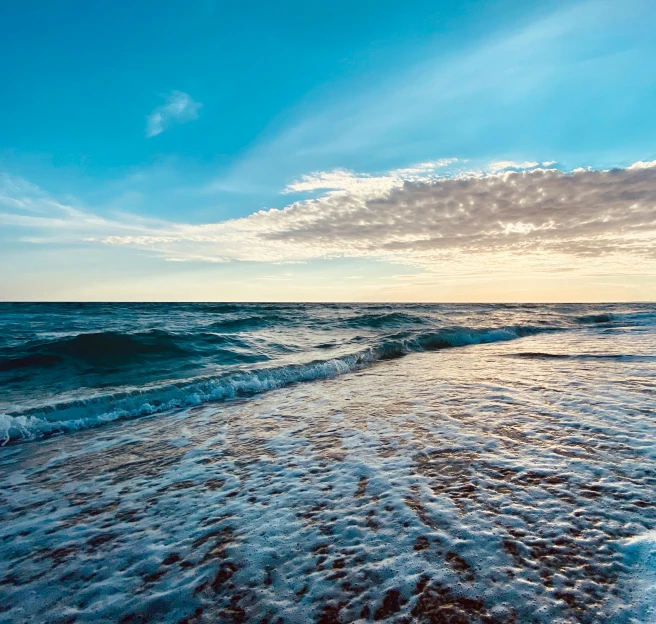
[2,334,654,622]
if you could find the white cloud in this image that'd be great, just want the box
[283,158,460,197]
[487,161,539,173]
[99,160,656,271]
[391,158,460,176]
[629,160,656,170]
[4,160,656,279]
[146,91,202,138]
[283,169,402,198]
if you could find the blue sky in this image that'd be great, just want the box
[1,0,656,301]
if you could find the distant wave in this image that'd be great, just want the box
[621,311,656,325]
[2,307,651,375]
[335,311,432,329]
[575,313,614,324]
[0,324,550,445]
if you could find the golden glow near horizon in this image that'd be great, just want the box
[1,160,656,302]
[2,251,653,303]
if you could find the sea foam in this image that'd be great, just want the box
[624,531,656,623]
[1,326,654,623]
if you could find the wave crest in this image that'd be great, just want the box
[0,324,548,446]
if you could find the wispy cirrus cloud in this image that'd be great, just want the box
[0,173,163,242]
[146,91,202,138]
[210,0,656,199]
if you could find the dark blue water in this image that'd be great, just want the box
[1,302,654,444]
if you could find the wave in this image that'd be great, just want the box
[0,330,187,368]
[578,310,656,327]
[0,353,63,372]
[200,303,250,314]
[0,330,262,372]
[575,313,614,324]
[619,311,656,326]
[335,311,431,329]
[0,324,549,446]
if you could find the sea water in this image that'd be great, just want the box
[0,303,655,623]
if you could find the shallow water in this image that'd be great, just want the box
[0,302,653,444]
[1,309,655,623]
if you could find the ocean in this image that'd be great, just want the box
[1,302,655,623]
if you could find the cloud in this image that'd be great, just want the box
[253,163,656,263]
[283,169,403,197]
[629,160,656,170]
[283,159,460,197]
[487,161,540,173]
[146,91,202,138]
[99,160,656,271]
[0,174,163,242]
[391,159,460,177]
[4,160,656,279]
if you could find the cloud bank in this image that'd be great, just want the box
[146,91,202,138]
[102,161,656,270]
[3,160,656,278]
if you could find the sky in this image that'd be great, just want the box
[1,0,655,302]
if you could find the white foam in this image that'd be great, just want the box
[624,531,656,624]
[1,326,654,622]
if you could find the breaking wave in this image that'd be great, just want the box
[0,324,548,445]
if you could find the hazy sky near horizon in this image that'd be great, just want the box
[1,0,656,301]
